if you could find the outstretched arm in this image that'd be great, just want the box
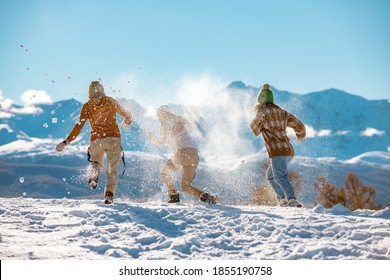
[67,104,88,142]
[56,104,88,152]
[287,112,306,141]
[112,98,132,128]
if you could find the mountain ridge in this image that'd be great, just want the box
[0,82,389,204]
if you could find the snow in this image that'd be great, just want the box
[10,105,43,114]
[360,127,385,137]
[0,124,13,133]
[0,111,14,118]
[0,137,87,158]
[0,197,389,260]
[343,151,390,165]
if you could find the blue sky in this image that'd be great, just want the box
[1,0,389,106]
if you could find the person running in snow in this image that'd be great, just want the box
[148,105,217,204]
[250,83,306,207]
[55,81,132,204]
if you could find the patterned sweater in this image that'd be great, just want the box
[250,103,306,157]
[67,97,132,142]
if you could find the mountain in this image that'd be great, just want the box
[0,82,389,205]
[226,82,390,159]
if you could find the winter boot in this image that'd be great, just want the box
[200,192,218,205]
[288,198,302,208]
[168,193,180,203]
[88,162,100,190]
[104,191,114,205]
[278,197,288,207]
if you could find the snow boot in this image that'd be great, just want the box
[88,162,100,190]
[200,192,218,205]
[104,191,114,205]
[88,178,98,190]
[278,197,288,207]
[168,193,180,203]
[288,198,302,208]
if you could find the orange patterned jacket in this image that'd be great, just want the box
[67,97,132,142]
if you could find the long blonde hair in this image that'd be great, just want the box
[88,81,106,99]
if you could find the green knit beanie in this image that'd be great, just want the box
[257,83,274,104]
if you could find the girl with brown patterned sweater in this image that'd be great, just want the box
[250,83,306,207]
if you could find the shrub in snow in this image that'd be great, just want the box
[314,173,379,211]
[251,159,302,206]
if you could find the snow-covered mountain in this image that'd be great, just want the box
[0,82,389,205]
[227,82,390,159]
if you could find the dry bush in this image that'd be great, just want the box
[313,176,340,208]
[251,159,302,206]
[314,172,379,210]
[251,183,278,206]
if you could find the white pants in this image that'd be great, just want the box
[89,137,122,196]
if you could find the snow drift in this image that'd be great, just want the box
[1,197,389,260]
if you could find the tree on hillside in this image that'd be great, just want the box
[314,172,379,210]
[342,173,378,210]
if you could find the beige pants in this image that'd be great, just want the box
[89,137,122,196]
[160,147,203,198]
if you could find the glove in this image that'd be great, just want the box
[121,119,131,129]
[56,139,70,152]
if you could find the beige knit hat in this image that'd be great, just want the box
[88,81,106,99]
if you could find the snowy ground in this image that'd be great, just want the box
[1,197,389,260]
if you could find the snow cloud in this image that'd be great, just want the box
[174,73,254,163]
[360,128,385,137]
[20,89,53,106]
[107,72,177,107]
[176,74,227,107]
